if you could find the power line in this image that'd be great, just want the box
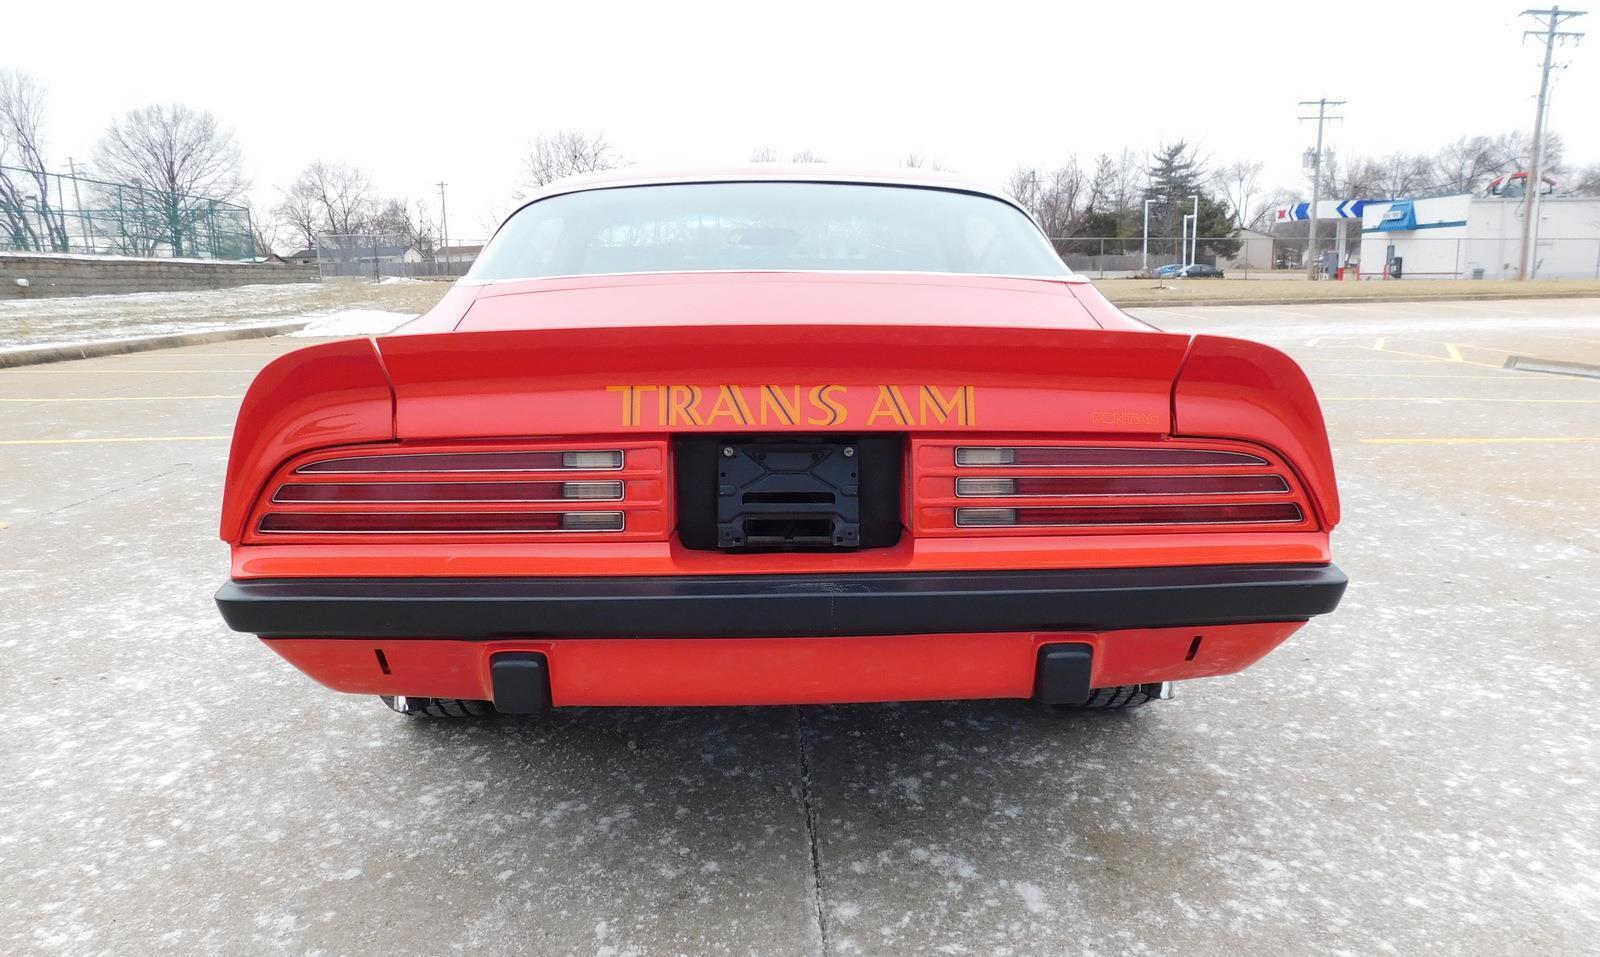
[1517,6,1585,281]
[1298,98,1345,280]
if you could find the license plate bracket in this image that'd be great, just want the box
[716,439,861,549]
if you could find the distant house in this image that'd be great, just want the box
[1216,227,1276,272]
[433,243,484,266]
[287,244,423,273]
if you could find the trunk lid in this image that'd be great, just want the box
[376,274,1191,439]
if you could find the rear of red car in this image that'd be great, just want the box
[216,173,1344,716]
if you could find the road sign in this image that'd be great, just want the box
[1274,199,1368,223]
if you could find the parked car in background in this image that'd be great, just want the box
[1177,263,1225,279]
[1152,263,1185,278]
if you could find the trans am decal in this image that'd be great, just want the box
[608,385,976,428]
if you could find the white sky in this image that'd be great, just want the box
[8,0,1596,239]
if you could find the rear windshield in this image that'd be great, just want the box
[467,181,1070,282]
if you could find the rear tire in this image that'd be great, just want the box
[1049,684,1166,712]
[380,695,496,718]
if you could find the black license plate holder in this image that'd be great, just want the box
[716,439,861,549]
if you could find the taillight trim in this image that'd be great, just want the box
[270,480,625,504]
[245,438,669,544]
[954,474,1292,498]
[954,503,1305,528]
[918,435,1320,537]
[295,449,626,474]
[257,510,627,535]
[954,446,1269,468]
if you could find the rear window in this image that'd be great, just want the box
[467,181,1070,282]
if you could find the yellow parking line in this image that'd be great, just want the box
[0,395,242,402]
[1365,344,1502,368]
[1444,343,1464,361]
[1360,436,1600,445]
[0,435,230,446]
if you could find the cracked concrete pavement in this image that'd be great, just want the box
[2,297,1599,955]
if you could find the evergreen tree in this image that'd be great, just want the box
[1145,142,1239,262]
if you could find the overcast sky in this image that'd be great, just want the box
[8,0,1596,238]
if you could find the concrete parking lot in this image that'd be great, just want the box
[2,297,1598,955]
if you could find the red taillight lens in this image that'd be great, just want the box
[955,503,1303,528]
[249,442,666,541]
[258,511,624,534]
[956,447,1267,468]
[296,449,624,473]
[272,481,623,503]
[955,475,1289,497]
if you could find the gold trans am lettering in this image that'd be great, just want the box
[607,385,975,428]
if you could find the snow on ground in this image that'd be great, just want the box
[0,280,445,349]
[289,309,417,337]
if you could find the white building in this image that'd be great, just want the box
[1358,194,1600,280]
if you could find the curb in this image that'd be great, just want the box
[0,321,310,369]
[1108,291,1600,309]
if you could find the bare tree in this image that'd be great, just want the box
[899,152,951,172]
[1212,160,1264,230]
[1572,163,1600,197]
[520,131,623,192]
[1006,160,1086,239]
[250,209,285,258]
[748,147,826,164]
[371,197,437,258]
[0,70,68,251]
[92,103,246,256]
[276,161,378,245]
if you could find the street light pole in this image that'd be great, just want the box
[1142,196,1167,272]
[1182,214,1196,272]
[1187,194,1199,266]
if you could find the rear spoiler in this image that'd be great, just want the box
[219,327,1339,540]
[219,338,394,541]
[1173,335,1341,528]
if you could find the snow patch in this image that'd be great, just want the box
[290,309,417,337]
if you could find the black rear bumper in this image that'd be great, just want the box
[215,563,1346,640]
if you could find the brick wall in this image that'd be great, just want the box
[0,254,317,299]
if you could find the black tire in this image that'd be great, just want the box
[380,695,496,718]
[1047,684,1165,712]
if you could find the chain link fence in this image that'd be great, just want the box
[0,165,254,260]
[1050,234,1600,280]
[308,234,484,280]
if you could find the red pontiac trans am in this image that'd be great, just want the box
[215,168,1345,718]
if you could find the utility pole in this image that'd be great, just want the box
[437,180,452,276]
[1299,97,1345,280]
[65,157,88,252]
[1518,6,1585,280]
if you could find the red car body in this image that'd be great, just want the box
[216,169,1344,715]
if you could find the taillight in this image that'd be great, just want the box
[915,438,1314,535]
[247,441,667,542]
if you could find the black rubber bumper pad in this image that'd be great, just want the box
[216,563,1347,640]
